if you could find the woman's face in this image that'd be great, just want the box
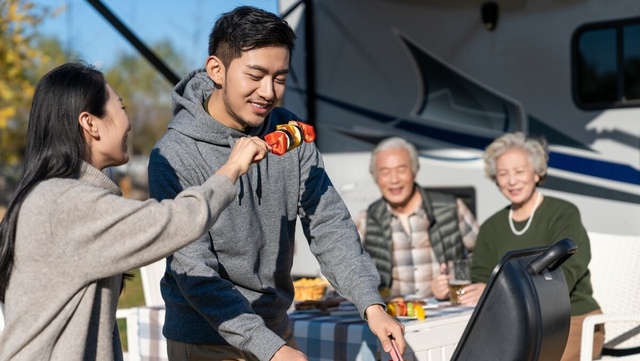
[495,147,540,207]
[94,84,131,169]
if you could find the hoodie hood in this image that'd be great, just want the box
[167,69,301,203]
[169,69,273,146]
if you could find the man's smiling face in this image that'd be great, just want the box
[212,46,290,130]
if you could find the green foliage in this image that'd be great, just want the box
[0,1,188,165]
[118,269,146,352]
[105,40,188,155]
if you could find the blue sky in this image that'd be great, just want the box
[33,0,279,70]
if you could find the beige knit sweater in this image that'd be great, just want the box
[0,162,236,361]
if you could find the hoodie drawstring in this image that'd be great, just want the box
[227,135,262,205]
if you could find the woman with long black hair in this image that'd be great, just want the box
[0,62,268,360]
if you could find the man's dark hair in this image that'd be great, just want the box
[208,6,296,67]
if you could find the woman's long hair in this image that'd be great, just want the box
[0,63,108,302]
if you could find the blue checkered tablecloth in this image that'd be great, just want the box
[288,300,474,361]
[126,300,473,361]
[289,311,377,361]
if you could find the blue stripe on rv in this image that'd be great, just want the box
[306,90,640,186]
[548,152,640,185]
[399,120,640,185]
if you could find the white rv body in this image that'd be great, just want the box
[278,0,640,275]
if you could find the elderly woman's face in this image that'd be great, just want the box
[495,147,540,207]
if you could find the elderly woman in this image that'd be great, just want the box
[462,132,603,361]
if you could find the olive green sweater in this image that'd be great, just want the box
[471,196,599,316]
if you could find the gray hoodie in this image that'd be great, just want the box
[148,69,383,360]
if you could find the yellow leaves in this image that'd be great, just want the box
[0,84,16,101]
[4,0,39,25]
[0,107,16,129]
[0,0,52,164]
[21,81,34,97]
[8,1,20,19]
[25,47,37,59]
[5,50,16,64]
[11,33,24,44]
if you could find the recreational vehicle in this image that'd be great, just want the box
[278,0,640,275]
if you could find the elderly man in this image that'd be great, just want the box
[355,137,478,300]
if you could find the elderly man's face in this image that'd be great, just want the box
[374,148,417,210]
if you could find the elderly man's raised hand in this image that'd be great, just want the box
[430,263,451,300]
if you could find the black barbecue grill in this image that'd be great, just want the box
[451,238,578,361]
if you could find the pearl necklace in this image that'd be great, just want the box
[509,192,542,236]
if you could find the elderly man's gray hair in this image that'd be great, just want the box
[369,137,420,180]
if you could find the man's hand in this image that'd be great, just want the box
[270,345,307,361]
[365,304,406,355]
[430,263,450,300]
[458,282,486,306]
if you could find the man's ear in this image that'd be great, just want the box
[78,111,100,139]
[205,55,224,84]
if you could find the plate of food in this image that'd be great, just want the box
[395,315,418,320]
[385,297,427,320]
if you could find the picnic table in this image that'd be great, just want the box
[124,299,474,361]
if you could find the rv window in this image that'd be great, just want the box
[576,28,618,105]
[573,18,640,109]
[624,24,640,101]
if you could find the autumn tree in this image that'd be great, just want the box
[105,40,187,156]
[0,1,64,204]
[0,0,59,164]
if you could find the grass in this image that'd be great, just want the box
[117,269,146,352]
[115,184,151,352]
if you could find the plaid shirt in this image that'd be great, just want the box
[355,198,478,298]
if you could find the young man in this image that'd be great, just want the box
[355,137,479,300]
[148,6,404,361]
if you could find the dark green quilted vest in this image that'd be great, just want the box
[362,186,466,290]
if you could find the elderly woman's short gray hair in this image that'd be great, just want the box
[369,137,420,180]
[483,132,549,184]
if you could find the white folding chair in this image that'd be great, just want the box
[581,232,640,360]
[139,258,166,307]
[118,258,168,361]
[0,301,5,334]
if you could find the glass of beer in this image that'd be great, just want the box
[448,259,471,305]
